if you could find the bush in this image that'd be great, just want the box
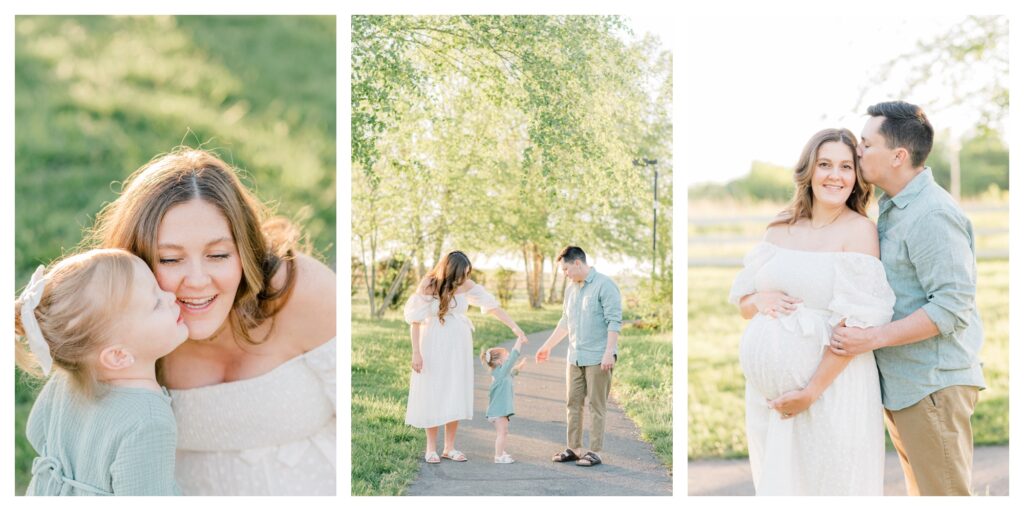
[493,267,517,308]
[627,270,673,331]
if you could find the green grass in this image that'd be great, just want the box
[14,15,335,494]
[687,260,1009,459]
[612,328,673,472]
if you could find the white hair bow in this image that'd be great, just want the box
[19,266,53,376]
[484,350,492,364]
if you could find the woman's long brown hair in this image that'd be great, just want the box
[424,250,471,324]
[769,128,872,228]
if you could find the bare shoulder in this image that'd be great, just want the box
[274,253,336,351]
[459,279,477,293]
[763,222,789,244]
[842,214,880,257]
[416,276,433,294]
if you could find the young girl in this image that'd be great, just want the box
[15,248,189,495]
[481,335,528,464]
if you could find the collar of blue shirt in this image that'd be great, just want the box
[879,167,934,213]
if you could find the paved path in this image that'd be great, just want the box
[688,444,1008,496]
[406,329,673,496]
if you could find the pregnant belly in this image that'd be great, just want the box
[739,314,826,400]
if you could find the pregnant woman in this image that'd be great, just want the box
[729,129,895,495]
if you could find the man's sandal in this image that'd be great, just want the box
[442,449,468,462]
[576,451,602,467]
[552,449,579,462]
[425,451,441,464]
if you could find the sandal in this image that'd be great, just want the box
[494,453,515,464]
[441,449,467,462]
[576,451,602,467]
[424,451,440,464]
[552,449,580,462]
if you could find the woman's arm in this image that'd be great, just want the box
[768,349,853,418]
[410,323,423,373]
[488,307,526,340]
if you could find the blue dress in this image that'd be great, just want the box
[486,348,521,420]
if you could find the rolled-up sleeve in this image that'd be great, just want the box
[600,280,623,333]
[907,209,977,336]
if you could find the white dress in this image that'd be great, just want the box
[404,284,499,428]
[729,243,895,495]
[169,338,335,495]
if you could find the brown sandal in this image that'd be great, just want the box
[552,449,579,462]
[576,451,602,467]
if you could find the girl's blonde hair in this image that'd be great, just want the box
[769,128,873,228]
[479,347,504,370]
[85,147,300,346]
[14,249,138,397]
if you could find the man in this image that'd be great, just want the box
[831,101,986,495]
[535,245,622,468]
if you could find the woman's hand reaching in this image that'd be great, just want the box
[411,352,423,373]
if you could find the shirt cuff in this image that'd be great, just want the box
[921,302,958,337]
[606,320,622,333]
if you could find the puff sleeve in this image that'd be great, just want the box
[466,284,500,313]
[827,254,896,329]
[403,293,434,324]
[728,243,777,306]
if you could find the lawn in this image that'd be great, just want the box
[687,260,1009,459]
[14,15,336,494]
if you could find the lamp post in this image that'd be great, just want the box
[633,158,658,291]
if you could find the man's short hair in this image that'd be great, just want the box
[866,101,934,168]
[556,246,587,264]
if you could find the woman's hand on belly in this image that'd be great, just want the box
[750,290,802,318]
[767,387,818,419]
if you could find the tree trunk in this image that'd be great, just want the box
[547,253,559,303]
[364,234,376,319]
[522,243,532,306]
[560,269,568,301]
[374,258,411,319]
[532,244,544,309]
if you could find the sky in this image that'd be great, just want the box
[680,15,984,186]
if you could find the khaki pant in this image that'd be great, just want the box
[566,363,613,453]
[884,385,980,496]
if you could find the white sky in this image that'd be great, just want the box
[681,16,978,186]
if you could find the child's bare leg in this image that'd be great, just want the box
[494,417,509,457]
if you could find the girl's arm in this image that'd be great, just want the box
[110,415,180,495]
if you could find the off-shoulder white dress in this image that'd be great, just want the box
[403,284,499,428]
[169,338,335,495]
[729,243,895,495]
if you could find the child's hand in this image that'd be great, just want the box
[515,331,529,346]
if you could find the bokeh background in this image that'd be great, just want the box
[14,15,336,494]
[685,15,1008,493]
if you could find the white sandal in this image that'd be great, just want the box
[494,453,515,464]
[424,451,440,464]
[442,449,467,462]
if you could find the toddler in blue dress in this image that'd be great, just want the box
[15,249,189,495]
[481,335,528,463]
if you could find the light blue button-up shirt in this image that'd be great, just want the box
[557,267,622,366]
[874,168,986,411]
